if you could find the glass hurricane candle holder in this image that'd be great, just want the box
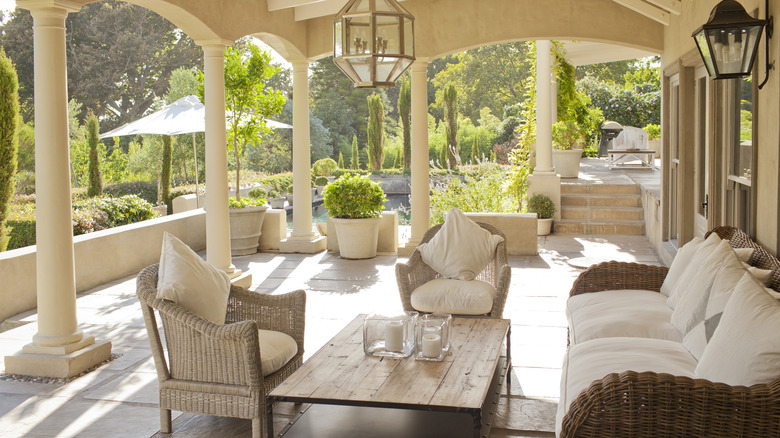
[363,312,417,358]
[414,313,452,361]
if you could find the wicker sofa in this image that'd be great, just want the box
[557,226,780,438]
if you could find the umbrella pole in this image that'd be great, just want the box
[193,132,199,208]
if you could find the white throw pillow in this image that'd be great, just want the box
[695,273,780,387]
[660,237,704,297]
[259,329,298,376]
[671,239,732,335]
[682,246,747,359]
[743,263,774,286]
[733,247,754,263]
[666,232,721,308]
[410,278,496,315]
[417,208,504,281]
[157,232,231,324]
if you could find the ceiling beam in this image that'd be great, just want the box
[612,0,671,26]
[644,0,682,15]
[294,0,344,21]
[267,0,327,12]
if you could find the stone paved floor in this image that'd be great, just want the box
[0,158,664,437]
[0,233,662,438]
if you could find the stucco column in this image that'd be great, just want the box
[535,40,554,174]
[527,40,561,220]
[4,2,111,378]
[201,42,236,275]
[279,60,326,253]
[400,58,430,254]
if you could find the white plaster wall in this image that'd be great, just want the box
[0,210,206,323]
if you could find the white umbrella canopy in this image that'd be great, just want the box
[99,94,291,138]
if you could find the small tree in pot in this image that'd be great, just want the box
[528,193,556,236]
[323,173,387,259]
[228,192,268,256]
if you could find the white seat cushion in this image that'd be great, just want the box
[566,290,681,345]
[157,232,231,324]
[417,208,504,281]
[410,278,495,315]
[258,329,298,376]
[556,337,698,437]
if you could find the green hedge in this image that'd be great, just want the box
[103,181,158,204]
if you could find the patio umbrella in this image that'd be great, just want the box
[100,95,292,206]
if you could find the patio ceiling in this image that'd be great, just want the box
[561,41,658,66]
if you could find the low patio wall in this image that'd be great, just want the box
[0,210,207,323]
[463,213,538,256]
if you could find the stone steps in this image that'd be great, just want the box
[557,184,645,235]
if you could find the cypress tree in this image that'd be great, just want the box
[366,94,384,171]
[0,49,19,251]
[161,135,172,212]
[86,111,103,197]
[443,85,459,168]
[338,151,344,168]
[470,133,479,164]
[398,77,411,168]
[350,135,358,169]
[439,143,448,169]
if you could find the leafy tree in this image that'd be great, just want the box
[443,85,459,168]
[0,3,203,130]
[575,59,636,86]
[199,44,284,200]
[350,135,359,169]
[164,67,203,185]
[0,49,19,251]
[432,42,534,123]
[16,120,34,172]
[398,77,411,168]
[86,112,103,197]
[367,94,385,170]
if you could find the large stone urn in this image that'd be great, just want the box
[331,217,382,259]
[552,149,583,178]
[229,204,269,256]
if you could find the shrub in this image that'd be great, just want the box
[248,187,267,199]
[229,196,266,208]
[86,111,103,197]
[259,173,293,194]
[13,170,34,195]
[166,186,195,214]
[527,193,556,219]
[0,48,19,251]
[72,207,109,235]
[73,195,155,228]
[643,123,660,140]
[7,201,34,250]
[429,162,517,225]
[104,180,158,204]
[314,176,329,186]
[323,173,386,219]
[312,157,338,176]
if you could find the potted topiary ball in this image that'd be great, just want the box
[323,173,387,259]
[228,194,269,256]
[528,193,556,236]
[314,176,329,195]
[267,189,286,209]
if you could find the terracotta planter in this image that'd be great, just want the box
[229,205,269,256]
[537,217,553,236]
[331,217,382,259]
[268,197,286,209]
[552,149,583,178]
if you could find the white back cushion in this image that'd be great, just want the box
[157,232,231,324]
[695,273,780,386]
[660,237,704,297]
[666,232,721,308]
[417,208,504,281]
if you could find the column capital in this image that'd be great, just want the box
[411,58,430,71]
[196,39,233,56]
[290,59,310,71]
[17,0,81,14]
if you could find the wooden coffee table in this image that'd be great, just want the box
[266,314,511,438]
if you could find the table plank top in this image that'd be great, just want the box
[270,314,510,411]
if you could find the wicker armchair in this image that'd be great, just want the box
[396,222,511,318]
[136,264,306,438]
[561,226,780,438]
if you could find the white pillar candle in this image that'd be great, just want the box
[422,334,442,358]
[384,321,404,352]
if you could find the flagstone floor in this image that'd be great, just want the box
[0,157,664,437]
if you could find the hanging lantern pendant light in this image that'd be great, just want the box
[692,0,768,79]
[333,0,415,88]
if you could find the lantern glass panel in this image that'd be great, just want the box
[376,15,401,54]
[334,57,360,83]
[739,25,763,72]
[346,16,371,55]
[334,21,343,57]
[694,30,717,77]
[404,19,414,56]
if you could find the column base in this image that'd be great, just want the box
[231,271,252,289]
[279,236,327,254]
[397,242,419,257]
[527,173,562,221]
[4,338,112,378]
